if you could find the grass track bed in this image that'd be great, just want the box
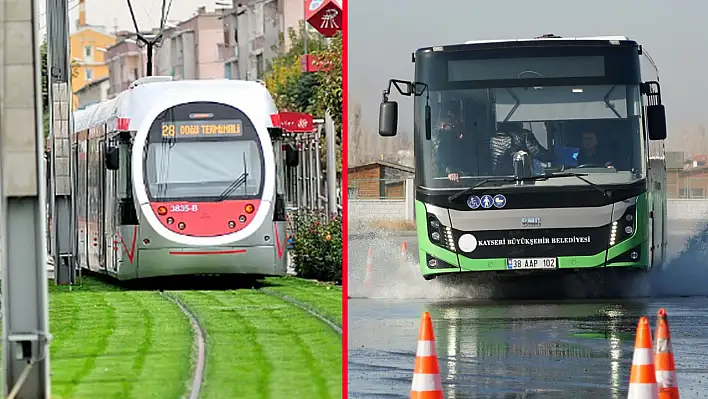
[173,286,341,399]
[45,279,193,399]
[262,277,342,327]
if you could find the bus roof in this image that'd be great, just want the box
[415,35,638,54]
[464,35,631,45]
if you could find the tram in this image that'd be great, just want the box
[71,77,297,280]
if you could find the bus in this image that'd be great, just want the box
[377,35,668,281]
[71,77,298,280]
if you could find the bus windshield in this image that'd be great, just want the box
[143,101,265,201]
[416,84,646,190]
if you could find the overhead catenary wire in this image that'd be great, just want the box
[125,0,173,76]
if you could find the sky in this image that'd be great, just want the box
[348,0,708,137]
[38,0,223,35]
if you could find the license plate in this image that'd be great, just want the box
[506,257,557,270]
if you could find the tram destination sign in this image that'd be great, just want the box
[160,119,243,138]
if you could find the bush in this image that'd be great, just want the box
[291,212,342,283]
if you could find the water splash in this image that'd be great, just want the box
[348,219,708,300]
[649,219,708,297]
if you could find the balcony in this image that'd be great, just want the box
[217,43,238,62]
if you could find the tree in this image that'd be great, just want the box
[265,25,342,171]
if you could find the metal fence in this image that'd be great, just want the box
[348,178,409,200]
[280,115,342,239]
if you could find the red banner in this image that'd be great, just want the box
[273,112,315,133]
[300,54,334,73]
[305,0,342,38]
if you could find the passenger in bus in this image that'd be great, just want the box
[576,130,614,167]
[433,104,474,182]
[486,122,554,176]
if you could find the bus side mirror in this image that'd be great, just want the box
[379,101,398,137]
[647,104,667,140]
[285,144,299,167]
[105,146,120,170]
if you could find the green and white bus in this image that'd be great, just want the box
[378,35,668,281]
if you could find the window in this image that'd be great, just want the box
[256,54,264,80]
[85,68,93,81]
[252,3,264,37]
[691,188,706,199]
[84,45,92,58]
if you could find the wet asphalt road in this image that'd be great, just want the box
[347,219,708,398]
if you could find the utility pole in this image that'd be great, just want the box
[126,0,163,77]
[47,0,74,285]
[325,112,338,218]
[1,0,53,398]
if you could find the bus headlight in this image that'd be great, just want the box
[609,205,636,246]
[427,214,455,251]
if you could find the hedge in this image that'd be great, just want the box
[290,211,342,284]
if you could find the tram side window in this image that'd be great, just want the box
[116,138,132,200]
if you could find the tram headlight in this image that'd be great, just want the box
[228,220,236,229]
[157,206,168,216]
[166,217,174,225]
[245,204,255,214]
[178,222,186,230]
[239,215,247,223]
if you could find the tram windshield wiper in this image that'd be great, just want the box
[216,153,249,201]
[448,172,611,203]
[216,172,248,201]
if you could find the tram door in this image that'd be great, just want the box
[103,135,119,272]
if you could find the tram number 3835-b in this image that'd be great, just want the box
[171,204,199,212]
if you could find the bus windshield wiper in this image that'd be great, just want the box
[216,172,248,201]
[547,172,612,198]
[448,172,611,203]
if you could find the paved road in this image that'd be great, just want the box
[347,219,708,398]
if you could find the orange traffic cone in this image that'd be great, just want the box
[411,312,444,399]
[363,247,374,290]
[628,316,659,399]
[655,309,679,398]
[401,241,409,268]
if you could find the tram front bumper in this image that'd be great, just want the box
[135,245,280,278]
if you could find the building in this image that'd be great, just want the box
[74,76,110,110]
[69,0,115,109]
[348,161,414,199]
[104,33,148,97]
[665,152,708,198]
[666,151,685,198]
[221,0,305,81]
[154,7,225,80]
